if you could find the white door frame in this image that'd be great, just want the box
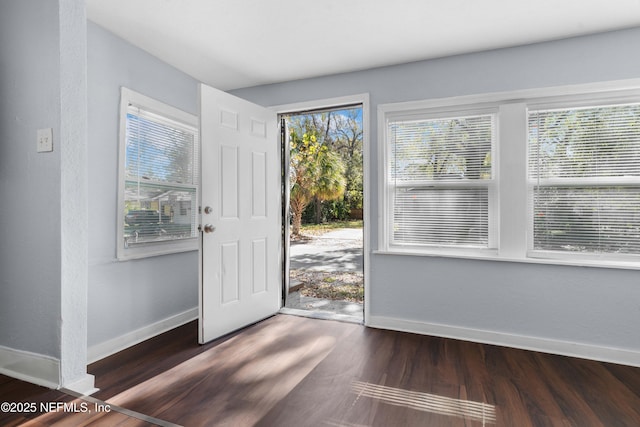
[271,93,371,326]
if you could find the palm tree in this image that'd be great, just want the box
[289,130,345,235]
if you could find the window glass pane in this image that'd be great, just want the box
[533,186,640,254]
[388,113,495,249]
[529,103,640,180]
[124,181,198,246]
[122,102,199,252]
[125,109,198,185]
[391,115,493,182]
[394,187,489,247]
[529,102,640,256]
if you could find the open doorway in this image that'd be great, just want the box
[280,103,364,323]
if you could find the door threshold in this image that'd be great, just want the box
[279,307,363,325]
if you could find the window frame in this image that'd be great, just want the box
[526,95,640,263]
[117,87,200,261]
[377,79,640,269]
[380,103,500,256]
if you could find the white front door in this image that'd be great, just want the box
[199,84,281,344]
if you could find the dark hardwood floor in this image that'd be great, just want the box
[1,314,639,426]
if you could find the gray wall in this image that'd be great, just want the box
[1,1,90,388]
[0,0,63,358]
[234,28,640,354]
[87,23,199,349]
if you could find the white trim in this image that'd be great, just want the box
[497,103,528,259]
[378,102,389,256]
[362,95,372,326]
[372,248,640,271]
[368,315,640,368]
[0,346,60,389]
[279,307,363,324]
[271,93,369,115]
[378,78,640,114]
[117,238,199,261]
[87,307,198,364]
[63,374,98,396]
[270,93,372,326]
[121,87,198,126]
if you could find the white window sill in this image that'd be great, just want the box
[117,237,199,261]
[373,248,640,271]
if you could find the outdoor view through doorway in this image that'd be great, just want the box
[282,105,364,322]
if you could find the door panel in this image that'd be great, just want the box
[199,84,281,344]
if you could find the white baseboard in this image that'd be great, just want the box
[0,345,60,389]
[63,373,98,396]
[368,315,640,368]
[88,307,198,363]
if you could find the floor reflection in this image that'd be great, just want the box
[351,381,496,425]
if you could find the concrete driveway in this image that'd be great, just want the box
[289,228,363,272]
[286,227,364,320]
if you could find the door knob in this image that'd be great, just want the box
[204,206,213,214]
[203,224,215,233]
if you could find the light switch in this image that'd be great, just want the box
[37,128,53,153]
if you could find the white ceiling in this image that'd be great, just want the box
[86,0,640,91]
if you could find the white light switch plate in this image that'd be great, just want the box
[37,128,53,152]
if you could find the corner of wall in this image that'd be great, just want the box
[62,374,98,396]
[87,307,198,364]
[0,346,61,390]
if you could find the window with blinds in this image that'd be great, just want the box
[387,113,496,250]
[118,88,199,259]
[528,102,640,256]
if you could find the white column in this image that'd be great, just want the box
[59,0,95,394]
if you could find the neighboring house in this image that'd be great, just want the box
[1,0,639,393]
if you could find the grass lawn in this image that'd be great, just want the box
[298,220,363,236]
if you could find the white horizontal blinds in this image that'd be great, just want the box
[389,114,494,248]
[529,103,640,254]
[124,104,199,247]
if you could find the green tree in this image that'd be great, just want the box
[289,129,345,235]
[332,109,364,214]
[392,116,492,181]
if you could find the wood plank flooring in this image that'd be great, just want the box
[1,314,640,426]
